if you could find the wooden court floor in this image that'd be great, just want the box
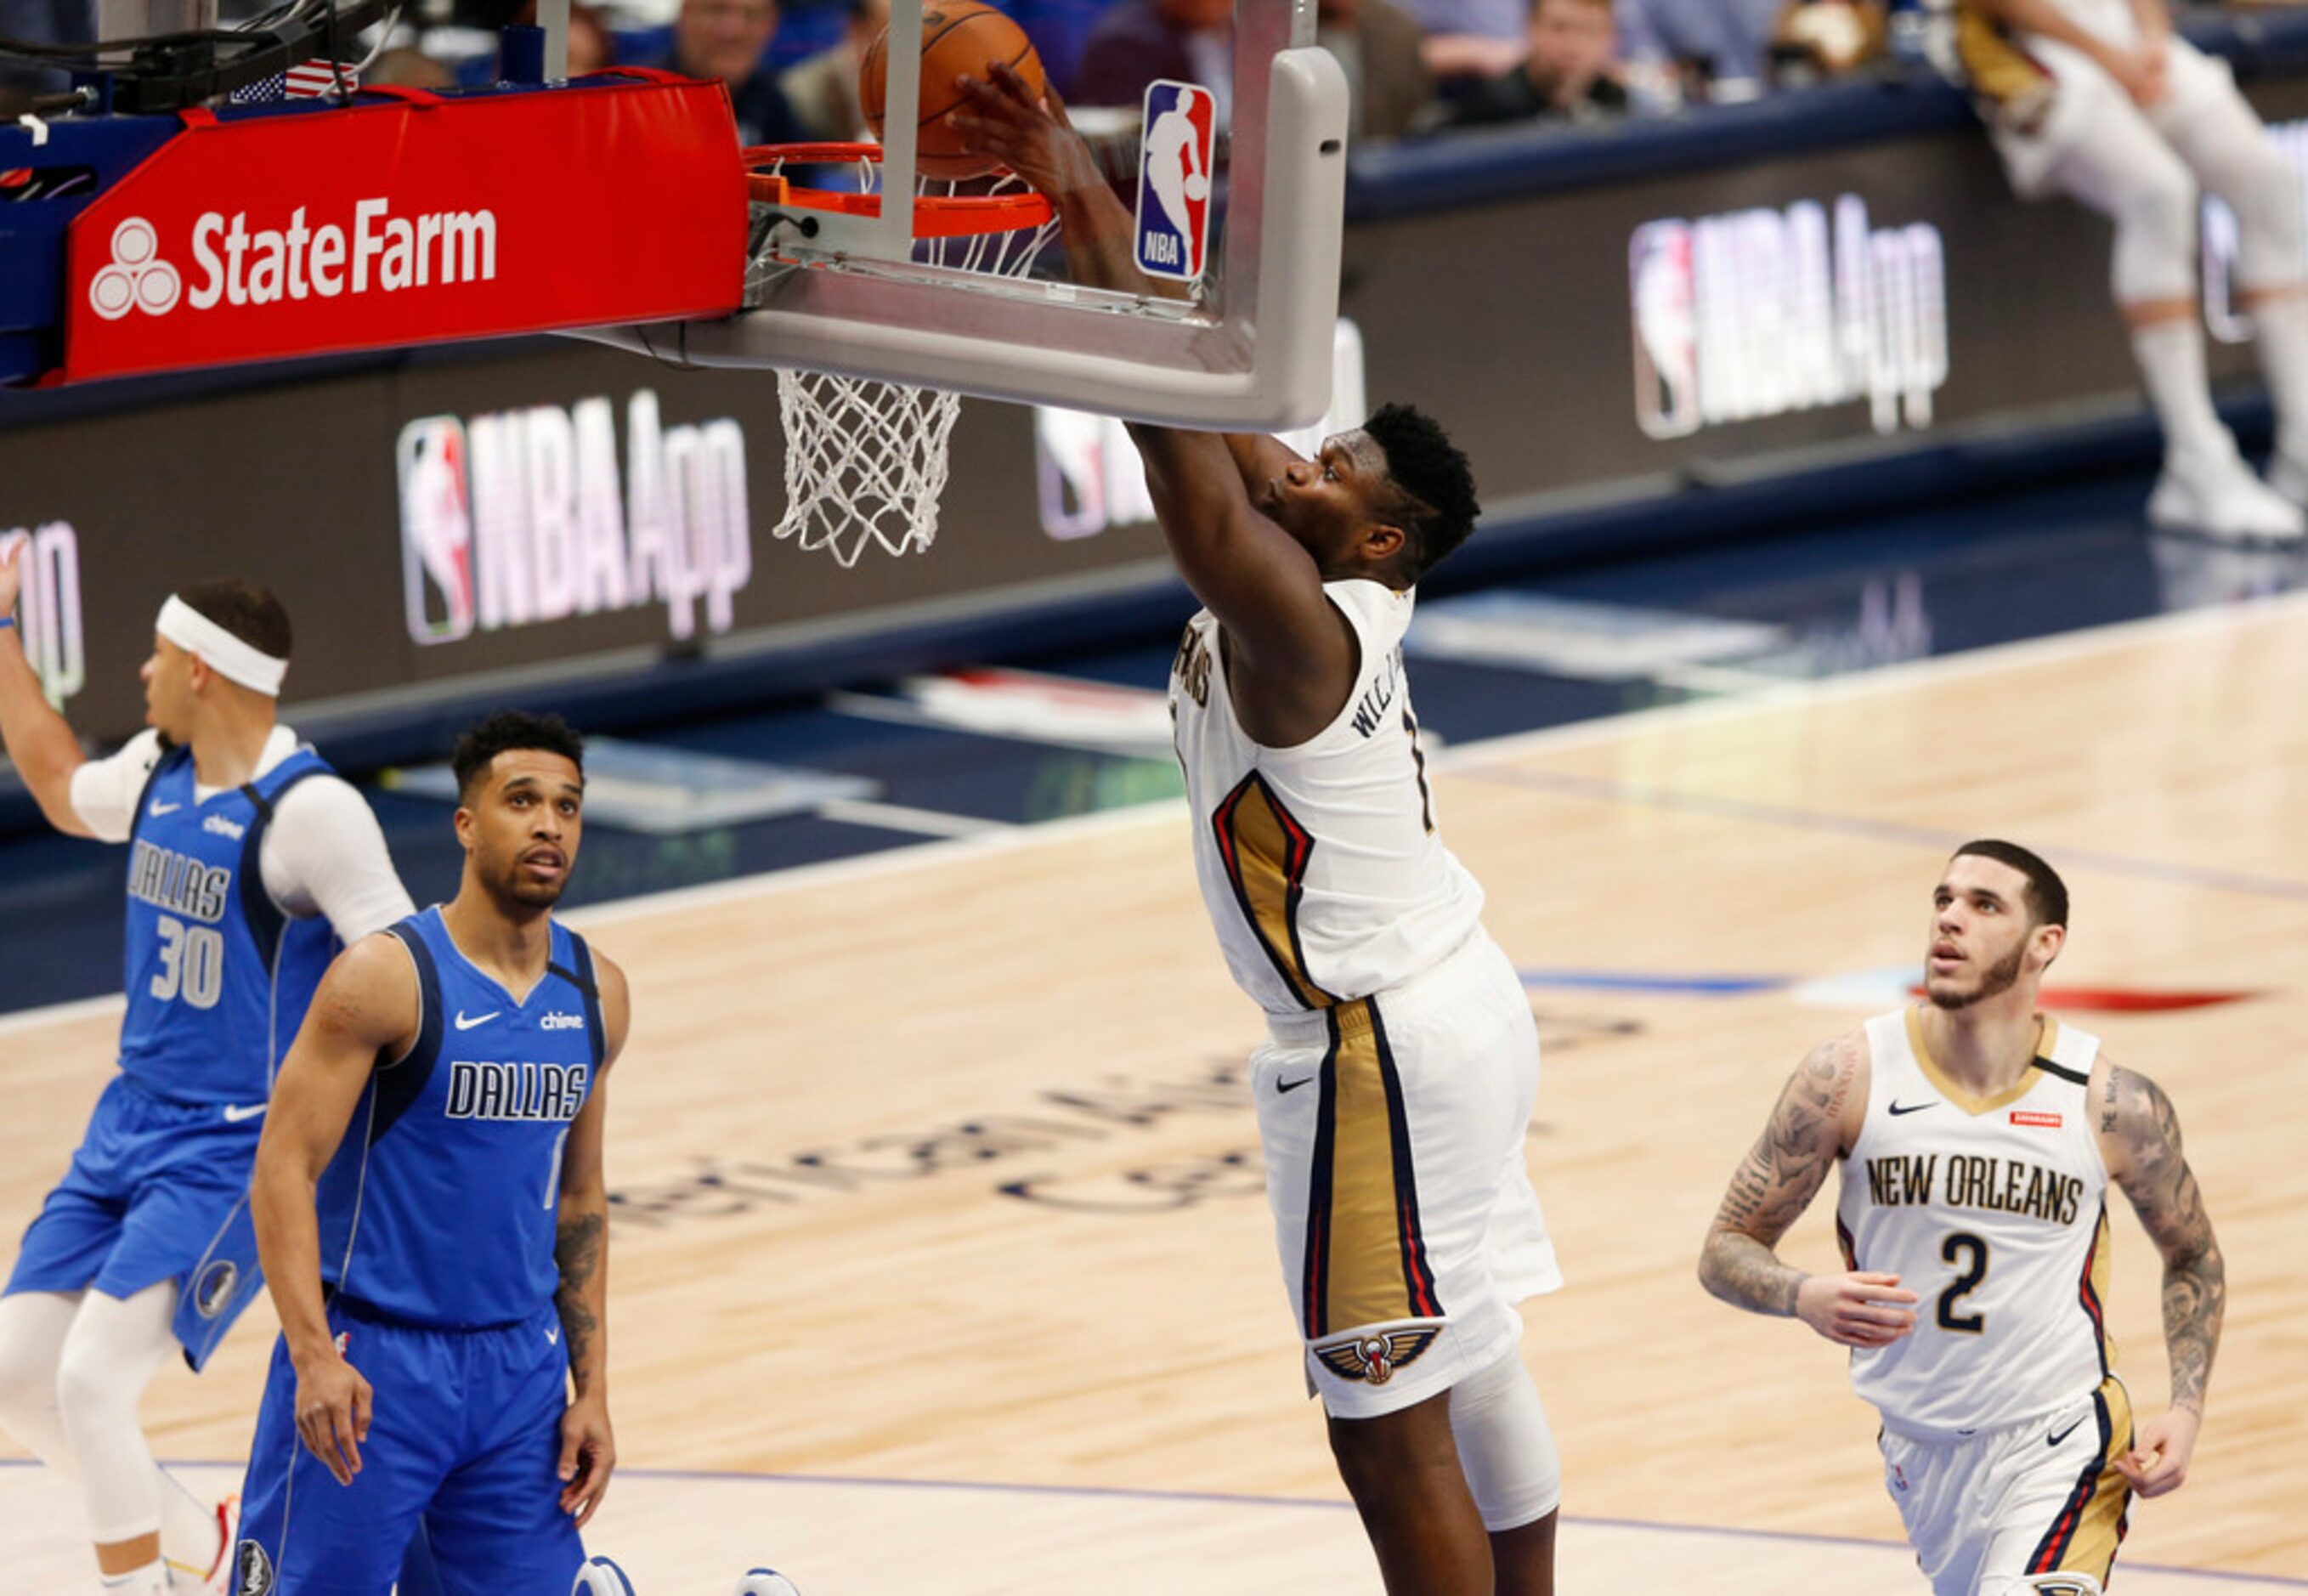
[4,594,2305,1592]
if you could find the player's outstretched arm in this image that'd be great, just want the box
[0,540,94,836]
[951,67,1349,698]
[251,933,420,1486]
[554,952,629,1529]
[1699,1033,1919,1345]
[2098,1061,2224,1498]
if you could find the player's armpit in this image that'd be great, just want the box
[1698,1033,1865,1315]
[2102,1063,2225,1417]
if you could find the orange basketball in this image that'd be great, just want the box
[860,1,1047,182]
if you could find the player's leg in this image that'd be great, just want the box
[55,1283,197,1591]
[1447,1349,1559,1594]
[1326,1393,1493,1594]
[0,1288,85,1474]
[235,1315,444,1596]
[2149,40,2308,505]
[1976,1381,2133,1596]
[420,1312,585,1596]
[1876,1427,1984,1596]
[2037,56,2301,536]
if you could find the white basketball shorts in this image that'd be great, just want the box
[1249,930,1561,1420]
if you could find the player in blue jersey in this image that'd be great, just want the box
[0,557,412,1596]
[235,710,627,1596]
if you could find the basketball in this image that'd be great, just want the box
[859,1,1047,182]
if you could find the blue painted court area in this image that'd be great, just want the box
[1,468,2301,1015]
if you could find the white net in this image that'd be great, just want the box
[760,154,1058,567]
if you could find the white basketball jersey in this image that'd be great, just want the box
[1836,1009,2115,1440]
[1168,580,1484,1015]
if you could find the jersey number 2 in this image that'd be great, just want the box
[1937,1231,1989,1333]
[150,915,224,1010]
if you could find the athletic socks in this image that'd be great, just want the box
[97,1559,167,1596]
[2249,291,2308,459]
[2130,317,2235,467]
[156,1474,222,1583]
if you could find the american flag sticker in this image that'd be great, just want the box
[230,59,359,104]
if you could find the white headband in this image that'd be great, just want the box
[156,595,289,697]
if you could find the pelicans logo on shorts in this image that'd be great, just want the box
[1313,1324,1441,1386]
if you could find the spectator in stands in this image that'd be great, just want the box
[779,0,886,139]
[1074,0,1236,124]
[652,0,804,144]
[1616,0,1781,103]
[1395,0,1526,87]
[1772,0,1884,86]
[1427,0,1625,126]
[1963,0,2308,539]
[1318,0,1433,141]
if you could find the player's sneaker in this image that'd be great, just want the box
[734,1571,802,1596]
[2147,452,2305,542]
[169,1495,237,1595]
[2261,443,2308,510]
[573,1555,638,1595]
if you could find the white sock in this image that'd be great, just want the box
[2249,291,2308,458]
[156,1474,220,1584]
[97,1559,167,1596]
[2130,319,2234,467]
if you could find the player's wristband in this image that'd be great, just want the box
[0,616,14,631]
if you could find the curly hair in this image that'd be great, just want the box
[1362,403,1480,582]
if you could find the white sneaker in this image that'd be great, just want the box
[734,1571,802,1596]
[2147,452,2306,541]
[166,1496,237,1595]
[573,1555,638,1595]
[2266,444,2308,507]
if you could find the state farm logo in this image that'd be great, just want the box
[88,218,181,320]
[1631,195,1947,440]
[87,200,496,320]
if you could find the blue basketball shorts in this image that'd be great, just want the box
[4,1075,266,1367]
[234,1299,584,1596]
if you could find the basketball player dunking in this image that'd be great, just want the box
[0,559,412,1596]
[1700,843,2225,1596]
[232,711,626,1596]
[955,72,1566,1596]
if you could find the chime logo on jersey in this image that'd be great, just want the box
[1313,1325,1440,1386]
[0,522,85,711]
[1631,195,1948,440]
[1135,81,1215,281]
[397,389,751,648]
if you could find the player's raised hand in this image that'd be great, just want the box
[949,62,1099,199]
[1796,1271,1919,1348]
[557,1390,617,1527]
[2115,1406,2200,1497]
[291,1344,373,1486]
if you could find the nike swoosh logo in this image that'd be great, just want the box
[2047,1418,2084,1447]
[221,1103,268,1123]
[1888,1100,1936,1116]
[148,801,182,816]
[454,1010,501,1031]
[1277,1076,1313,1094]
[546,1326,560,1345]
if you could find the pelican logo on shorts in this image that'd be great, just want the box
[192,1259,240,1319]
[1313,1325,1441,1386]
[88,218,183,320]
[1134,82,1215,281]
[1630,195,1948,441]
[236,1539,275,1595]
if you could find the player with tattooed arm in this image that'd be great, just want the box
[1698,840,2223,1596]
[231,712,626,1596]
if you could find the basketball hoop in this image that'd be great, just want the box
[744,143,1058,567]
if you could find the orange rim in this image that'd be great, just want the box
[743,143,1054,239]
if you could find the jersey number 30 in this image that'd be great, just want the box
[149,914,224,1010]
[1937,1231,1989,1334]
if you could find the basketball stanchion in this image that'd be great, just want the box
[744,144,1058,568]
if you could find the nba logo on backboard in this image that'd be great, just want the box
[1135,81,1215,281]
[397,416,477,645]
[1629,220,1699,440]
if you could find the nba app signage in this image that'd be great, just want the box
[1630,195,1948,440]
[1134,81,1217,281]
[397,390,751,648]
[1035,320,1367,540]
[0,522,86,710]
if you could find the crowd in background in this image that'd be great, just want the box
[0,0,2264,144]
